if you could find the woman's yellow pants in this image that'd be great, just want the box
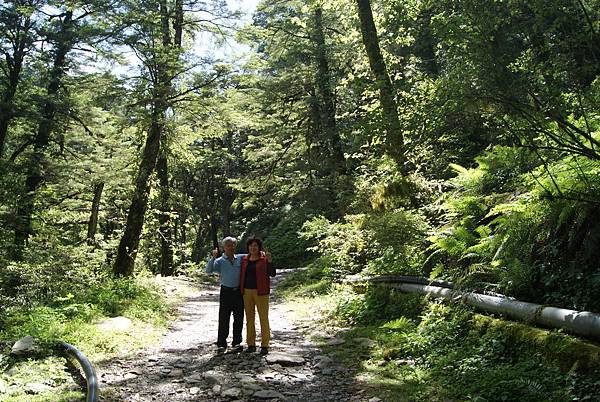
[243,289,270,347]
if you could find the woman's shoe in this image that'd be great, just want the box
[259,347,269,355]
[244,346,257,353]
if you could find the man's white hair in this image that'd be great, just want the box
[221,236,237,246]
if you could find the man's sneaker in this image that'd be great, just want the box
[259,347,269,355]
[216,346,226,355]
[231,344,243,353]
[244,346,256,353]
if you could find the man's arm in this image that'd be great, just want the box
[205,257,216,273]
[205,249,221,274]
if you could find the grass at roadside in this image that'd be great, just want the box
[0,272,199,401]
[279,273,600,402]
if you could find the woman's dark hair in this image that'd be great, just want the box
[246,236,263,252]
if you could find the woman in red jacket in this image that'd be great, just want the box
[240,237,276,355]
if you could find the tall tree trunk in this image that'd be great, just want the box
[0,72,20,158]
[87,182,104,244]
[220,188,234,237]
[313,7,344,171]
[178,212,187,264]
[210,214,219,251]
[157,154,174,276]
[220,131,236,237]
[191,221,208,263]
[12,10,73,260]
[155,0,183,276]
[0,116,10,158]
[113,1,176,276]
[355,0,405,168]
[174,0,183,46]
[113,105,165,276]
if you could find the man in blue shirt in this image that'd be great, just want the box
[205,236,245,354]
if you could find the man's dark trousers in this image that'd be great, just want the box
[217,285,244,347]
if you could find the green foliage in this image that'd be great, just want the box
[263,208,317,268]
[426,145,600,310]
[332,286,427,325]
[276,264,331,299]
[321,291,600,402]
[300,208,429,279]
[0,272,176,401]
[85,276,169,322]
[300,215,372,278]
[0,242,107,312]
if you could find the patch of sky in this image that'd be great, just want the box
[76,0,260,78]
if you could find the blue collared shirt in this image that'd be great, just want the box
[205,254,246,287]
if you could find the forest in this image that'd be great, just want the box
[1,0,600,400]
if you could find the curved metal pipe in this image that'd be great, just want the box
[57,340,98,402]
[368,275,455,289]
[382,282,600,341]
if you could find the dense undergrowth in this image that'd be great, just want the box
[296,145,600,313]
[280,268,600,401]
[274,144,600,400]
[0,245,187,401]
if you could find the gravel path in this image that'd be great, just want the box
[97,272,378,402]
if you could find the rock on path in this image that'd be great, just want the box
[97,274,369,401]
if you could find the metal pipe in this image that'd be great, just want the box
[57,340,98,402]
[383,282,600,341]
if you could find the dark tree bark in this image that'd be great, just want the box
[113,102,166,276]
[191,221,208,263]
[87,182,104,244]
[12,10,74,259]
[176,211,187,264]
[157,154,174,276]
[220,187,234,237]
[0,0,35,158]
[210,213,219,251]
[174,0,183,46]
[156,0,184,276]
[355,0,405,168]
[113,0,178,276]
[313,7,344,171]
[219,131,237,237]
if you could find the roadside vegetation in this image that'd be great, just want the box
[0,254,196,401]
[280,269,600,401]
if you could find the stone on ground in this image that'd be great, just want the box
[24,383,52,394]
[222,387,242,397]
[265,351,305,366]
[11,335,36,355]
[253,389,286,399]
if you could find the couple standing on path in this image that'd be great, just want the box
[205,236,276,356]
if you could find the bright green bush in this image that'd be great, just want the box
[300,209,429,279]
[425,146,600,311]
[264,210,316,268]
[332,286,427,325]
[300,215,373,278]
